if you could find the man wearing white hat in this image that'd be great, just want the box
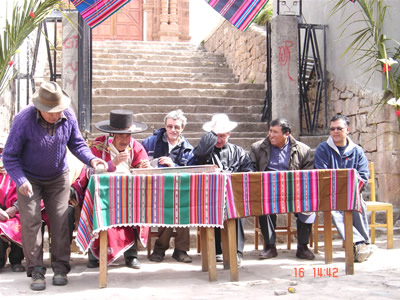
[2,81,107,291]
[193,113,254,266]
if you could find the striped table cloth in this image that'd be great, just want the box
[76,173,227,253]
[70,0,131,28]
[206,0,269,31]
[226,169,363,218]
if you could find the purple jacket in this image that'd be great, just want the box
[3,105,96,187]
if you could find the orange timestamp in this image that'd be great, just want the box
[294,267,339,278]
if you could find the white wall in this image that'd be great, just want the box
[300,0,400,92]
[189,0,223,45]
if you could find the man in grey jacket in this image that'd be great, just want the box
[249,118,315,260]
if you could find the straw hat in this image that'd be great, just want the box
[202,113,237,134]
[95,109,147,134]
[32,81,71,113]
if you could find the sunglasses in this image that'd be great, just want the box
[329,127,346,132]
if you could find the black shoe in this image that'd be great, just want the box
[237,253,243,267]
[125,257,141,269]
[87,259,99,268]
[296,244,315,260]
[53,273,68,286]
[216,254,223,262]
[31,272,46,291]
[149,252,164,262]
[11,264,26,272]
[259,244,278,259]
[172,249,192,263]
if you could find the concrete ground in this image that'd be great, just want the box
[0,232,399,300]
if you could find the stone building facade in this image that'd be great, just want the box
[204,19,400,208]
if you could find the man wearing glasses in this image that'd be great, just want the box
[142,110,195,263]
[314,114,372,262]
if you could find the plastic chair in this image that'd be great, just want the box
[366,162,394,249]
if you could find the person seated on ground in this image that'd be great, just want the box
[314,114,373,262]
[0,135,25,273]
[193,113,254,266]
[71,109,150,269]
[249,118,316,260]
[142,109,195,263]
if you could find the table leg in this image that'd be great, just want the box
[205,227,217,281]
[200,227,208,272]
[323,211,333,264]
[221,223,230,270]
[344,211,354,275]
[226,219,238,281]
[99,230,108,288]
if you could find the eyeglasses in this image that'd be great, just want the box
[329,127,346,132]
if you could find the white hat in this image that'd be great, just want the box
[32,81,71,113]
[202,114,238,134]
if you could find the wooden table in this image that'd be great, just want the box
[76,169,362,287]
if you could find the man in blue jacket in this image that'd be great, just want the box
[142,110,194,263]
[314,114,372,262]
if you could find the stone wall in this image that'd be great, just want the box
[203,20,267,85]
[329,78,400,207]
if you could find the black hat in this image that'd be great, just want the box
[95,110,147,134]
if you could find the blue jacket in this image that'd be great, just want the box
[314,136,369,184]
[141,128,195,167]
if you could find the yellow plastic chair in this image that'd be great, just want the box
[366,162,394,249]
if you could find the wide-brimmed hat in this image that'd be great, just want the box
[95,109,147,134]
[32,81,71,113]
[202,113,238,134]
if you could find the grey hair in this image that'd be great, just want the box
[164,109,187,127]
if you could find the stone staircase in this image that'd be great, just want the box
[91,41,268,150]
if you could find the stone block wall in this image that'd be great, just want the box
[328,78,400,207]
[203,20,267,85]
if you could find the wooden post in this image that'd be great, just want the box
[344,211,354,275]
[205,228,217,281]
[226,219,238,281]
[200,227,208,272]
[323,211,333,264]
[99,230,108,288]
[221,223,230,270]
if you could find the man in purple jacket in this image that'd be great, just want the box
[3,81,106,291]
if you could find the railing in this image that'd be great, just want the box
[298,23,328,135]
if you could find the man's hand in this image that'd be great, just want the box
[112,151,129,167]
[158,156,174,167]
[90,158,108,170]
[5,206,17,218]
[138,159,151,169]
[19,181,33,197]
[0,208,9,221]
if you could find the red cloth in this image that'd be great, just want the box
[71,136,149,264]
[0,172,22,246]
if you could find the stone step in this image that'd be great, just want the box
[92,112,266,124]
[92,74,237,83]
[299,135,329,149]
[92,96,264,107]
[92,69,235,79]
[92,63,233,74]
[92,88,265,99]
[92,40,201,50]
[93,103,263,114]
[92,57,228,68]
[92,80,264,90]
[92,52,226,62]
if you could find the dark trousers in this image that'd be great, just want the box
[0,239,24,268]
[18,171,71,276]
[259,214,312,246]
[215,218,245,255]
[153,227,190,255]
